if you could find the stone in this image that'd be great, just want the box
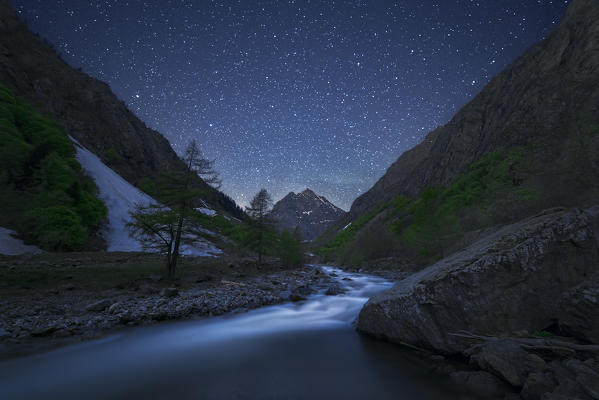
[289,293,306,302]
[325,283,346,296]
[521,372,556,400]
[139,284,158,295]
[556,272,599,343]
[160,287,178,297]
[565,359,599,399]
[86,299,112,312]
[149,274,162,282]
[470,339,547,387]
[278,290,291,301]
[449,370,506,399]
[119,313,133,324]
[107,302,120,315]
[357,207,599,354]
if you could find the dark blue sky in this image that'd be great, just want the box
[11,0,569,210]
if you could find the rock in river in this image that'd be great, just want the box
[357,207,599,354]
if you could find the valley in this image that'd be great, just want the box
[1,0,598,399]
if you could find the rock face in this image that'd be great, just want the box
[270,189,345,241]
[357,206,599,354]
[344,0,599,222]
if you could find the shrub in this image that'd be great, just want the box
[0,84,106,250]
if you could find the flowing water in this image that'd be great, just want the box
[0,266,457,400]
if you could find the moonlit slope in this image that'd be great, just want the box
[72,138,220,256]
[0,227,42,255]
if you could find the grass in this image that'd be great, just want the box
[0,254,163,296]
[318,146,536,261]
[317,200,394,260]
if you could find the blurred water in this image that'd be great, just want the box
[0,266,456,400]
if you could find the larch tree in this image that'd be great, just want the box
[245,188,273,264]
[127,139,221,280]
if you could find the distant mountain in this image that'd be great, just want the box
[271,189,345,241]
[0,0,243,219]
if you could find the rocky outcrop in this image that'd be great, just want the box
[357,206,599,398]
[357,206,599,353]
[345,0,599,222]
[270,189,345,240]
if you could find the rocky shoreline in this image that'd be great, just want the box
[0,259,344,360]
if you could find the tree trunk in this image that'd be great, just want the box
[170,208,185,280]
[258,215,263,264]
[165,247,173,279]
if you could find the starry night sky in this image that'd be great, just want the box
[10,0,569,210]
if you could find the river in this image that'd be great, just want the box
[0,266,458,400]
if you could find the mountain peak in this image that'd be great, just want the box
[271,189,346,240]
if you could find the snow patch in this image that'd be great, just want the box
[302,210,313,215]
[0,227,42,255]
[73,138,154,252]
[72,137,220,256]
[342,222,352,231]
[195,207,216,216]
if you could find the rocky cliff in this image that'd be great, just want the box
[0,0,243,218]
[270,189,345,241]
[357,206,599,353]
[346,0,599,221]
[358,206,599,399]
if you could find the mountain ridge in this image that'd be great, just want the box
[345,0,599,222]
[271,188,345,241]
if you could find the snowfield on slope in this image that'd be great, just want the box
[0,227,42,255]
[72,138,221,256]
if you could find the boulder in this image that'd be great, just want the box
[470,339,547,387]
[449,370,506,399]
[357,207,599,353]
[107,302,121,315]
[289,293,307,302]
[556,271,599,343]
[521,372,556,400]
[325,283,346,296]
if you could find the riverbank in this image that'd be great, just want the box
[0,252,350,360]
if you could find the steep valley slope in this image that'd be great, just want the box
[316,0,599,266]
[0,0,242,218]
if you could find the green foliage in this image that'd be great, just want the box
[21,206,87,250]
[317,200,393,260]
[533,330,553,339]
[0,84,106,250]
[105,147,122,164]
[277,228,303,268]
[396,148,527,256]
[319,147,535,262]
